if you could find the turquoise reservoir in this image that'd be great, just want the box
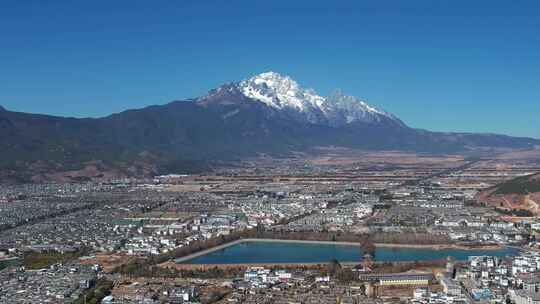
[179,241,520,264]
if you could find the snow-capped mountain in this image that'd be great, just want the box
[236,71,404,127]
[238,71,327,124]
[324,90,405,127]
[2,70,539,182]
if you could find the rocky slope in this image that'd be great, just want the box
[477,173,540,216]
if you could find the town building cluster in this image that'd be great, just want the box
[0,154,539,303]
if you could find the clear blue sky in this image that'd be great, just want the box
[1,0,539,138]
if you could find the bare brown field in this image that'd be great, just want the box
[494,148,540,161]
[306,148,464,167]
[163,148,470,194]
[79,253,137,273]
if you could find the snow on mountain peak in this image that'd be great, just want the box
[239,71,325,112]
[237,71,399,126]
[327,89,384,115]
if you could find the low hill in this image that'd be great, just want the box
[477,173,540,216]
[492,173,540,195]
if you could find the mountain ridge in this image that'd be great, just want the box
[0,72,539,182]
[236,71,403,127]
